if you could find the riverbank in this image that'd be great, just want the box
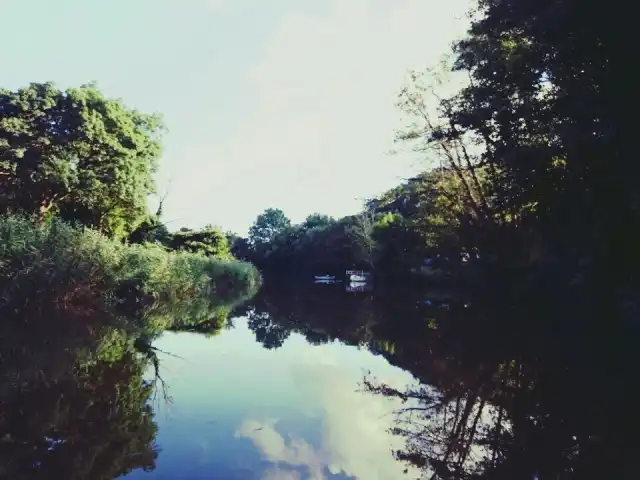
[0,216,261,326]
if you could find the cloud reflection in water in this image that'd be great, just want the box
[235,349,421,479]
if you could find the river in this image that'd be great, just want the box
[128,322,419,479]
[1,281,636,479]
[124,282,425,479]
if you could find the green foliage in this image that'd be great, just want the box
[169,225,232,259]
[0,215,261,327]
[390,0,635,283]
[127,215,172,246]
[355,2,637,477]
[0,81,261,338]
[345,209,377,269]
[0,82,165,239]
[302,213,334,230]
[248,208,291,248]
[239,171,469,280]
[243,213,372,279]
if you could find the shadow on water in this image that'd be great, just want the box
[1,274,638,479]
[238,277,640,480]
[0,293,241,479]
[0,314,160,479]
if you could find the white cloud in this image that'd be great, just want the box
[238,0,471,209]
[234,349,422,479]
[171,0,472,233]
[235,419,326,479]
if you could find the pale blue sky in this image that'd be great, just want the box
[1,0,470,235]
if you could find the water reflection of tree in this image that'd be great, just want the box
[243,284,639,479]
[363,287,639,480]
[0,355,159,479]
[0,315,161,479]
[0,276,255,478]
[246,309,292,349]
[242,284,382,350]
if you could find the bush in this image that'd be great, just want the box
[0,215,261,327]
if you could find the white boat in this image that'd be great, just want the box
[314,275,335,281]
[346,270,370,282]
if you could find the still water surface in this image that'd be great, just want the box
[127,315,419,479]
[4,281,633,479]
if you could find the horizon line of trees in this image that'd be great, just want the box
[225,164,489,281]
[226,0,636,302]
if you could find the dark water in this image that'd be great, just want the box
[1,281,638,479]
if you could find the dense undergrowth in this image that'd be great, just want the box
[0,215,261,328]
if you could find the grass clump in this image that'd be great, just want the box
[0,215,261,325]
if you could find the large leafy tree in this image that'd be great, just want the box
[302,213,334,230]
[248,208,291,248]
[444,0,630,275]
[0,82,165,239]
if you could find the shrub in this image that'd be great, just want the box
[0,215,261,327]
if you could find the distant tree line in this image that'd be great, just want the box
[230,0,636,300]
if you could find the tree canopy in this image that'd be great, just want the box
[0,82,165,239]
[169,225,231,259]
[248,208,291,248]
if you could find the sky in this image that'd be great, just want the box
[1,0,472,235]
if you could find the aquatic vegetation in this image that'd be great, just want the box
[0,215,261,325]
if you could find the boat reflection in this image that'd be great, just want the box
[346,281,372,293]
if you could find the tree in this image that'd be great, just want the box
[248,208,291,248]
[169,225,231,259]
[127,218,171,246]
[365,171,469,270]
[226,232,252,261]
[436,0,633,279]
[394,67,499,261]
[302,213,334,230]
[126,193,171,246]
[0,82,165,239]
[347,207,377,269]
